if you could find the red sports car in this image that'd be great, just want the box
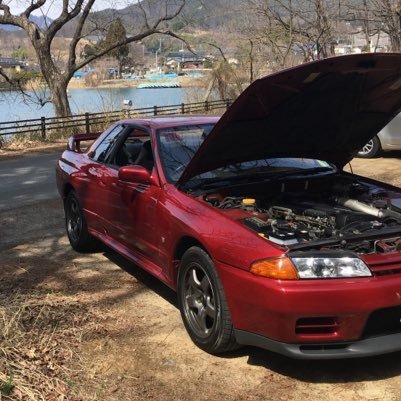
[57,53,401,359]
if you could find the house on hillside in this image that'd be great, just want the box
[0,57,26,73]
[165,51,207,70]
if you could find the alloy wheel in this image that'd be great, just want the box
[182,263,217,338]
[67,196,82,244]
[359,139,374,156]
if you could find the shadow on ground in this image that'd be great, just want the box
[3,198,401,392]
[104,246,401,384]
[245,347,401,383]
[105,250,178,308]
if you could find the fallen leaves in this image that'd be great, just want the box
[0,292,100,401]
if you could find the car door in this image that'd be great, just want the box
[96,126,165,273]
[117,173,164,272]
[84,123,127,235]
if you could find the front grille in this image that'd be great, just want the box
[370,264,401,276]
[368,259,401,276]
[362,306,401,338]
[295,317,339,335]
[374,268,401,276]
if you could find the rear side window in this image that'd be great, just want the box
[91,125,125,163]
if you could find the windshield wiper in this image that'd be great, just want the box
[184,166,335,191]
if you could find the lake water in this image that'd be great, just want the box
[0,87,190,122]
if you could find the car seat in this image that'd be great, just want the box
[133,140,154,171]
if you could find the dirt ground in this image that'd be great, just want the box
[0,141,66,160]
[2,152,401,400]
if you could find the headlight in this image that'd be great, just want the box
[291,256,372,279]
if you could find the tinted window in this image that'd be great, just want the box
[92,125,125,163]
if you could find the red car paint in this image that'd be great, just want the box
[57,54,401,359]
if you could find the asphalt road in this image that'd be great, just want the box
[0,151,61,211]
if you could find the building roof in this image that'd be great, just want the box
[0,58,25,67]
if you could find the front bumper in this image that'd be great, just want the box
[235,329,401,359]
[216,259,401,358]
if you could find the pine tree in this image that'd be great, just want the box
[102,19,129,78]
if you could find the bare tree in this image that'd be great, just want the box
[244,0,338,69]
[344,0,401,51]
[0,0,186,117]
[244,0,296,68]
[337,0,401,53]
[342,0,379,50]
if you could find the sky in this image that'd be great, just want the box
[5,1,133,18]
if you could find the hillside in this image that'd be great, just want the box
[87,0,239,33]
[0,15,52,32]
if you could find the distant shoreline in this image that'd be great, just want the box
[0,75,206,92]
[67,76,206,90]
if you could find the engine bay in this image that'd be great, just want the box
[200,175,401,254]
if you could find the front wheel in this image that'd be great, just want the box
[357,136,381,158]
[64,191,98,252]
[177,247,238,354]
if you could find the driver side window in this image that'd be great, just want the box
[111,129,154,171]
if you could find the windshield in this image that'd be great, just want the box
[157,124,336,184]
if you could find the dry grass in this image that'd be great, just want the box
[0,290,100,400]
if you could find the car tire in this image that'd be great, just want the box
[357,136,381,158]
[177,246,239,354]
[64,191,98,252]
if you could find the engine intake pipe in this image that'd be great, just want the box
[336,197,401,220]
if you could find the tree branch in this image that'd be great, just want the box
[0,1,22,27]
[24,0,47,19]
[208,43,228,63]
[47,0,86,41]
[0,68,34,100]
[137,1,151,30]
[73,27,190,72]
[70,1,187,74]
[148,0,186,30]
[68,0,96,75]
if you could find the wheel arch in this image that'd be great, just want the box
[173,236,210,286]
[373,134,383,150]
[63,183,75,199]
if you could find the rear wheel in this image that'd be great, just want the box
[177,247,238,354]
[64,191,97,252]
[357,136,381,158]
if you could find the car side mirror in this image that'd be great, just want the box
[118,165,152,184]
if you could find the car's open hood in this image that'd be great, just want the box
[178,53,401,185]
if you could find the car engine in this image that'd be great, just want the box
[201,176,401,254]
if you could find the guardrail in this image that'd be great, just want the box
[0,99,233,140]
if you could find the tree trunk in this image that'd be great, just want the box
[32,37,73,117]
[48,78,72,117]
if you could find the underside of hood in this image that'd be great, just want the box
[178,53,401,185]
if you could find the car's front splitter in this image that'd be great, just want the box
[235,329,401,359]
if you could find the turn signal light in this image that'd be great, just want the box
[250,257,298,280]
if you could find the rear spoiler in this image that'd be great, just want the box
[67,132,101,153]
